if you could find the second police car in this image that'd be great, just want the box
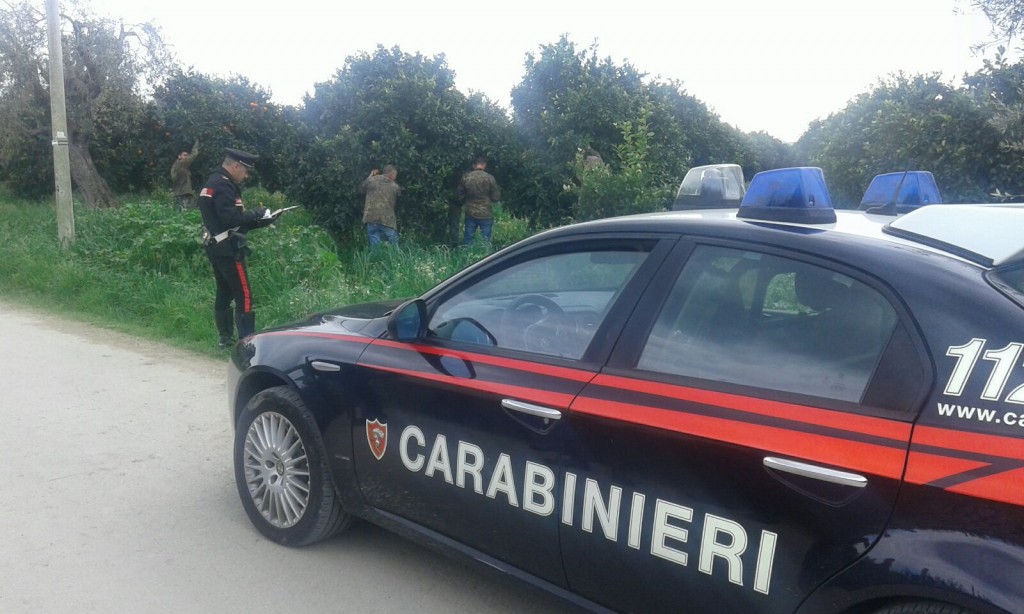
[227,167,1024,613]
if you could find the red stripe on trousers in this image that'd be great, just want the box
[235,261,252,312]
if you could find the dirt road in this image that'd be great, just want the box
[0,301,567,613]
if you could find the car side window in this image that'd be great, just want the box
[637,245,899,403]
[428,248,649,359]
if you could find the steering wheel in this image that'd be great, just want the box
[501,294,574,354]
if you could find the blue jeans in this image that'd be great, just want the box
[463,216,493,245]
[366,223,399,248]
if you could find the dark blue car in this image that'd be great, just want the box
[227,169,1024,613]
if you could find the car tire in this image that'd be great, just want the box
[872,600,972,614]
[233,386,351,546]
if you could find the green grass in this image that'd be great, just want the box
[0,189,533,357]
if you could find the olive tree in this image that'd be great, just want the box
[0,0,172,207]
[972,0,1024,41]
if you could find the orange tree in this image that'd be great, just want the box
[145,69,302,195]
[291,46,526,246]
[797,73,1013,207]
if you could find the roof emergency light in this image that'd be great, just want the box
[671,164,746,210]
[859,171,942,214]
[737,167,837,224]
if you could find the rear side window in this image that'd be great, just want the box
[637,245,899,403]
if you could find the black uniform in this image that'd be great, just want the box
[198,168,271,345]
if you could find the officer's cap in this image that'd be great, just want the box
[225,147,259,169]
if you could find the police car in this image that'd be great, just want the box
[227,167,1024,614]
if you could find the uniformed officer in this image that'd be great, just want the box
[198,147,274,348]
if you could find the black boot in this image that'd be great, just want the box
[215,308,235,349]
[237,311,256,340]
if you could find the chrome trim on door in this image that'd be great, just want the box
[763,456,868,488]
[501,399,563,420]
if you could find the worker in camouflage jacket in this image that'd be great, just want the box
[170,138,200,209]
[360,165,402,248]
[456,157,501,245]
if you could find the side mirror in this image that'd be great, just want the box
[387,299,427,341]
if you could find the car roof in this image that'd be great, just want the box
[546,205,1024,269]
[886,204,1024,266]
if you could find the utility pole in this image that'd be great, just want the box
[45,0,74,247]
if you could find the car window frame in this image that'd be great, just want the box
[608,236,933,420]
[417,231,680,369]
[986,262,1024,310]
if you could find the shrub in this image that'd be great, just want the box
[73,200,208,277]
[569,114,674,222]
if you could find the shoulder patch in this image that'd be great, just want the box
[200,188,214,198]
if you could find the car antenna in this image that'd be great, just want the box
[867,164,910,216]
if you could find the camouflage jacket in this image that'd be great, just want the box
[170,142,199,197]
[360,175,402,228]
[457,170,500,219]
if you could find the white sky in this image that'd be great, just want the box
[83,0,1005,143]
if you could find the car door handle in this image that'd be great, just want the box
[310,360,341,372]
[763,456,868,488]
[501,399,563,420]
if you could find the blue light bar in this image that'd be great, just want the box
[859,171,942,214]
[737,167,836,224]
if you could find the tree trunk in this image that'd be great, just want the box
[68,138,118,208]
